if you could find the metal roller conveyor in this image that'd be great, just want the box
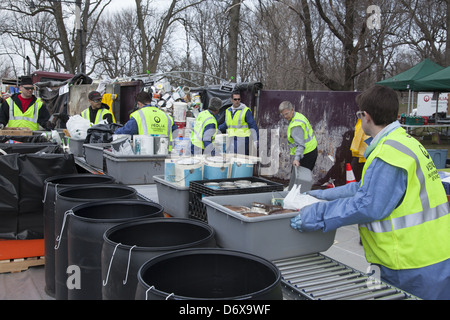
[275,253,419,300]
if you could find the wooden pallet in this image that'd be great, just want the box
[0,256,45,274]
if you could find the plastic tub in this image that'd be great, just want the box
[42,174,116,297]
[202,191,336,261]
[54,185,138,300]
[102,218,216,300]
[153,175,190,218]
[67,200,164,300]
[135,248,282,300]
[103,150,168,184]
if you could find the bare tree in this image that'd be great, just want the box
[0,0,112,74]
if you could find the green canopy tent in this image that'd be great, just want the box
[414,66,450,118]
[414,66,450,91]
[376,59,444,114]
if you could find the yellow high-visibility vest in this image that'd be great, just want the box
[190,110,218,149]
[225,107,251,138]
[131,106,174,150]
[360,127,450,269]
[81,107,115,124]
[7,97,43,130]
[287,112,317,155]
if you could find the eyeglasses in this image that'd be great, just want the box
[22,87,34,91]
[356,111,365,119]
[233,98,241,101]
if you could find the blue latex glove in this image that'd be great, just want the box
[290,214,303,232]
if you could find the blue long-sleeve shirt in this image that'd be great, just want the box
[296,121,450,300]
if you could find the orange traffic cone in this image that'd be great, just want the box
[346,163,356,184]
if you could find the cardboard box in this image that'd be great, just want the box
[0,127,33,136]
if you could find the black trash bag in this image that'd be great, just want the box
[84,123,123,144]
[0,152,77,239]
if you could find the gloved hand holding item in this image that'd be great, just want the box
[290,214,303,232]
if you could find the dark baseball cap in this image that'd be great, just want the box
[88,91,103,101]
[19,76,33,86]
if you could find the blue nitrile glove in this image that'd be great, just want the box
[290,214,303,232]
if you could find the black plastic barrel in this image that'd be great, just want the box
[102,218,216,300]
[43,173,115,297]
[135,248,283,300]
[54,184,137,300]
[67,200,164,300]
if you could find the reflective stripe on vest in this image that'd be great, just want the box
[226,107,250,137]
[191,111,217,149]
[82,108,112,124]
[359,128,450,269]
[361,139,449,233]
[8,97,41,130]
[138,109,173,138]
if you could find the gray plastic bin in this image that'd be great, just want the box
[103,150,167,184]
[202,192,336,261]
[69,137,85,157]
[83,143,111,169]
[153,175,190,218]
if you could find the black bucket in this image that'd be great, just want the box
[42,173,116,297]
[135,248,283,300]
[67,200,164,300]
[102,218,216,300]
[54,184,137,300]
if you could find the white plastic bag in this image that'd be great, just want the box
[283,184,323,210]
[66,115,91,140]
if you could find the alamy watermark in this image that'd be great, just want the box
[367,5,381,30]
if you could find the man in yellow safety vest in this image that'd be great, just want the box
[279,101,318,171]
[291,85,450,300]
[190,97,222,156]
[80,91,115,125]
[0,76,52,131]
[218,92,258,155]
[114,91,177,151]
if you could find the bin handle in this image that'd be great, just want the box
[123,245,137,285]
[103,242,121,286]
[145,286,155,300]
[54,209,73,250]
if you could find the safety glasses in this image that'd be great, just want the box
[356,111,365,119]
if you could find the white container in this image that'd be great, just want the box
[173,102,187,122]
[203,156,230,180]
[186,117,196,129]
[134,135,154,155]
[174,157,203,187]
[202,192,336,261]
[154,136,169,155]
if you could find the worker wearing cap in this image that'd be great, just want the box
[0,76,52,131]
[291,85,450,300]
[190,97,222,156]
[114,91,177,151]
[218,91,258,155]
[279,101,318,170]
[81,91,115,125]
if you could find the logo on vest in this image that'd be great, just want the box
[154,116,161,123]
[419,145,430,160]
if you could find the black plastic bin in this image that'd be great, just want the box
[189,177,284,221]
